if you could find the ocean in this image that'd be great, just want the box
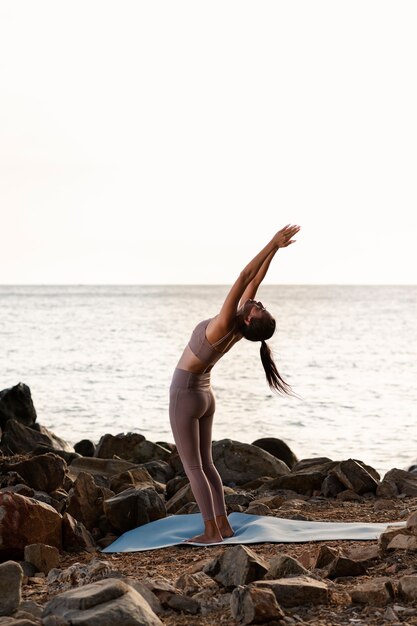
[1,284,416,477]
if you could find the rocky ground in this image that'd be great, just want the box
[13,497,417,626]
[2,382,417,625]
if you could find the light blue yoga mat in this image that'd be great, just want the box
[102,512,402,553]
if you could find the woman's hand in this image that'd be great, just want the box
[273,224,300,248]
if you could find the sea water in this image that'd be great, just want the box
[1,284,416,477]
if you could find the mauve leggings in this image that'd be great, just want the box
[169,368,227,521]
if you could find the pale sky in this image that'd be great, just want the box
[1,1,416,285]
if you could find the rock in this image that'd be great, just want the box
[377,468,417,498]
[387,533,417,551]
[254,576,329,607]
[94,432,145,460]
[175,571,217,596]
[321,474,345,497]
[230,584,285,624]
[0,492,62,559]
[350,577,395,606]
[103,487,166,533]
[259,471,325,496]
[204,545,269,588]
[140,460,174,484]
[325,555,368,579]
[109,468,162,495]
[212,439,290,486]
[406,510,417,534]
[265,554,309,579]
[291,457,335,473]
[62,513,96,553]
[251,438,298,469]
[398,574,417,601]
[314,545,340,570]
[65,472,108,531]
[330,459,379,494]
[0,383,37,430]
[166,482,196,515]
[42,578,163,625]
[24,544,60,574]
[4,454,67,493]
[224,493,255,508]
[0,420,73,456]
[46,559,113,592]
[95,433,171,464]
[379,526,409,552]
[74,440,96,457]
[246,503,271,516]
[69,456,139,479]
[0,560,23,616]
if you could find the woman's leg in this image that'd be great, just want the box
[199,405,234,538]
[169,387,222,542]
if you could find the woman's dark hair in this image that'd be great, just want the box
[237,314,293,395]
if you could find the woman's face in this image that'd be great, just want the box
[243,299,270,323]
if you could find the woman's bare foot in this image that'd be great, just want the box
[183,519,223,544]
[216,514,234,539]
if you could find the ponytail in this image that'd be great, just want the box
[260,340,292,395]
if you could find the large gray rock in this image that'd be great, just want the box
[252,437,298,469]
[212,439,290,486]
[254,576,329,607]
[0,382,37,430]
[103,487,166,533]
[204,545,269,588]
[330,459,379,494]
[230,584,284,624]
[95,433,171,464]
[66,472,109,531]
[42,578,163,625]
[4,453,67,493]
[0,419,73,455]
[377,468,417,498]
[69,456,139,479]
[0,560,23,616]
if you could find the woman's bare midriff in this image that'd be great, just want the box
[175,345,209,374]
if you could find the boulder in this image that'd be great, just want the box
[103,487,166,533]
[212,439,290,486]
[0,383,37,430]
[330,459,379,494]
[230,584,284,624]
[254,576,329,607]
[251,438,298,469]
[0,419,73,455]
[350,577,394,605]
[265,554,309,579]
[24,543,60,574]
[69,457,139,479]
[109,468,163,495]
[62,512,96,553]
[377,468,417,498]
[94,433,171,464]
[66,472,109,531]
[42,578,163,625]
[204,545,269,588]
[4,453,67,493]
[74,439,96,457]
[0,560,23,616]
[0,492,62,559]
[166,482,196,515]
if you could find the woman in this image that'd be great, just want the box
[169,224,300,543]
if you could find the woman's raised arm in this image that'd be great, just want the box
[215,224,300,331]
